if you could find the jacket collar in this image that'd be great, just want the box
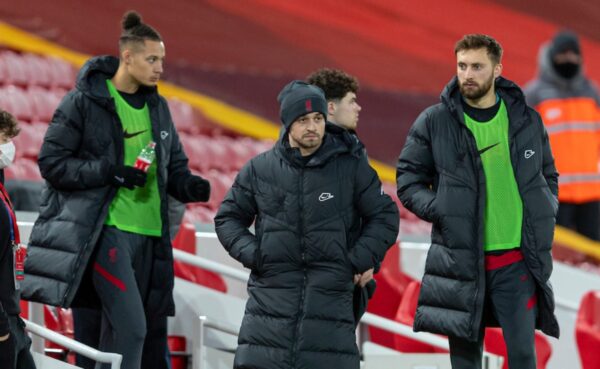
[441,76,530,134]
[76,56,160,109]
[275,122,363,168]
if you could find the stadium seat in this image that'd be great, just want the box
[17,158,43,181]
[184,205,216,224]
[201,170,234,210]
[28,86,62,122]
[14,123,46,160]
[12,124,37,159]
[0,51,28,87]
[46,56,76,89]
[393,280,448,353]
[576,290,600,369]
[168,98,199,134]
[0,85,34,121]
[172,221,227,292]
[367,242,414,348]
[22,53,53,88]
[484,328,552,369]
[168,335,188,369]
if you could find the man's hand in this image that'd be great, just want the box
[185,175,211,202]
[109,165,147,189]
[0,333,9,342]
[353,268,374,288]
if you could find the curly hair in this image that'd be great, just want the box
[119,10,162,51]
[0,110,20,139]
[306,68,359,102]
[455,34,503,65]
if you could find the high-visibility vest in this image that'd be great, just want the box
[536,97,600,203]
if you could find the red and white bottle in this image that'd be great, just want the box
[134,141,156,172]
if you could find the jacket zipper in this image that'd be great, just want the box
[291,168,307,368]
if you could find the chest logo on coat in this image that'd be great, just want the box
[318,192,335,202]
[524,150,535,159]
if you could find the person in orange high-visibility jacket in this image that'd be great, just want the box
[525,30,600,240]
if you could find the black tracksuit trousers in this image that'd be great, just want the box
[449,252,538,369]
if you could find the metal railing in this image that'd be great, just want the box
[193,315,239,369]
[24,319,122,369]
[173,248,452,349]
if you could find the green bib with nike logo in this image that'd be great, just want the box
[104,79,162,236]
[464,100,523,252]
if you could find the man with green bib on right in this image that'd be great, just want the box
[396,34,560,369]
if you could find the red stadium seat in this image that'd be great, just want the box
[576,291,600,369]
[0,51,28,87]
[12,124,37,159]
[46,56,76,89]
[168,98,199,134]
[13,123,45,160]
[367,242,415,348]
[0,85,34,121]
[28,86,62,122]
[201,170,234,210]
[184,206,216,224]
[484,328,552,369]
[18,158,43,181]
[172,221,227,292]
[168,335,188,369]
[393,280,448,353]
[22,53,53,88]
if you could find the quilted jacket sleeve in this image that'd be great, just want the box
[396,110,439,223]
[38,91,112,190]
[214,161,260,271]
[348,156,399,273]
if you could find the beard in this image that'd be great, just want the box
[459,74,495,101]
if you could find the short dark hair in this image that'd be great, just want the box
[0,110,20,138]
[306,68,359,102]
[119,11,162,51]
[455,34,503,65]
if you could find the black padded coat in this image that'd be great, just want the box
[22,56,200,319]
[215,125,399,369]
[396,76,560,341]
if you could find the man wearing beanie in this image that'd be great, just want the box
[215,81,399,369]
[525,30,600,241]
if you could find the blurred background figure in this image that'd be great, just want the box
[525,30,600,241]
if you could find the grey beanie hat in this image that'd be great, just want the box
[277,80,327,129]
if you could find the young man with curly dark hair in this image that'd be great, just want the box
[307,68,362,133]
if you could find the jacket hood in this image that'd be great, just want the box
[536,43,587,90]
[275,122,364,168]
[76,55,159,107]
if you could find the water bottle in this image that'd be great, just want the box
[134,141,156,172]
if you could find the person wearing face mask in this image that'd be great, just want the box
[525,30,600,241]
[0,110,36,368]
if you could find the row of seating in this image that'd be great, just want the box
[180,132,273,173]
[0,85,64,123]
[0,50,76,89]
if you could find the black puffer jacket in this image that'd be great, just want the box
[215,125,399,369]
[22,56,201,319]
[397,76,560,341]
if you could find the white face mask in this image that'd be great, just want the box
[0,141,15,169]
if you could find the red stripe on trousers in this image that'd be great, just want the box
[527,294,538,310]
[485,250,524,271]
[94,262,127,291]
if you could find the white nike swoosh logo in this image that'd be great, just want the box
[319,193,334,202]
